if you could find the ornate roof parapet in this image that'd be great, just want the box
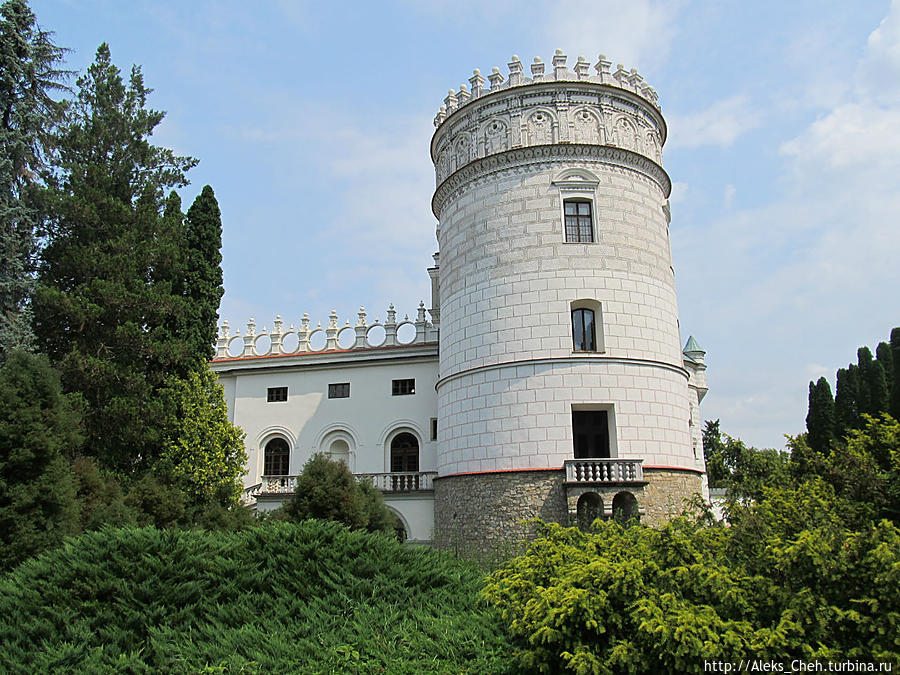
[214,304,439,360]
[433,49,660,129]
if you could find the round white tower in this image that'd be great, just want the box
[430,51,707,552]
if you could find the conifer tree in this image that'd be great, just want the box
[0,0,68,360]
[181,185,224,370]
[856,347,876,416]
[0,349,80,570]
[806,376,836,452]
[891,328,900,421]
[834,366,860,437]
[33,43,197,473]
[876,341,893,398]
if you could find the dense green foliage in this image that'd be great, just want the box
[805,376,835,452]
[807,327,898,447]
[281,453,400,536]
[484,489,900,673]
[702,419,790,496]
[0,349,80,569]
[33,42,198,473]
[0,521,513,674]
[0,0,67,358]
[181,185,225,369]
[157,368,246,509]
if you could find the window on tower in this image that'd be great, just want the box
[572,308,596,351]
[571,300,603,352]
[563,199,594,242]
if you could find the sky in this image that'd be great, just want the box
[31,0,900,451]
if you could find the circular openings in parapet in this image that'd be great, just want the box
[253,333,271,356]
[280,332,299,354]
[396,322,416,345]
[226,336,243,357]
[308,329,326,352]
[366,324,386,347]
[337,326,356,350]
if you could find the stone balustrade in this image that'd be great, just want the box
[215,303,438,360]
[564,458,644,484]
[244,471,438,499]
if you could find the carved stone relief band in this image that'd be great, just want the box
[431,143,672,218]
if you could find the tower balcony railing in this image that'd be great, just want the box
[244,471,438,500]
[564,458,644,484]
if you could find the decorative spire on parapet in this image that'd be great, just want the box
[214,304,439,359]
[433,49,660,127]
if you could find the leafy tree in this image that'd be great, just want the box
[33,43,197,473]
[0,0,68,359]
[156,368,246,510]
[702,419,790,498]
[0,349,79,569]
[805,376,835,452]
[181,185,225,370]
[283,454,399,536]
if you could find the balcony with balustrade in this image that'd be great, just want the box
[244,471,438,503]
[564,458,645,485]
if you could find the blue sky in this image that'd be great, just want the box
[32,0,900,451]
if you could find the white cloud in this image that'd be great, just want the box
[541,0,682,71]
[668,181,689,205]
[667,95,761,149]
[723,184,735,208]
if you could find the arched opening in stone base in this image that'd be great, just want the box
[576,492,603,531]
[612,491,639,525]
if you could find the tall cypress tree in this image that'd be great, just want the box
[856,347,876,416]
[834,366,860,437]
[806,376,836,452]
[181,185,224,371]
[0,0,68,360]
[891,328,900,421]
[33,44,197,473]
[876,341,893,398]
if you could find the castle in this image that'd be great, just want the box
[210,51,709,550]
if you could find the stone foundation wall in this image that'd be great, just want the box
[640,468,704,526]
[434,470,568,556]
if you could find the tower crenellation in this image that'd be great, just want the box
[433,50,659,128]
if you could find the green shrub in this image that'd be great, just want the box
[0,521,513,673]
[282,453,399,535]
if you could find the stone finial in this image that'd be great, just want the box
[434,105,446,127]
[220,320,230,339]
[246,317,256,337]
[328,309,338,329]
[531,56,545,81]
[508,55,524,86]
[386,304,396,325]
[488,66,504,91]
[357,306,367,327]
[444,88,458,111]
[469,68,486,97]
[457,83,471,104]
[552,49,568,79]
[300,312,310,330]
[575,55,590,80]
[613,63,629,85]
[628,67,643,89]
[594,54,612,77]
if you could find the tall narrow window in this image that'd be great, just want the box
[572,308,596,352]
[564,199,593,242]
[263,438,290,476]
[572,411,610,459]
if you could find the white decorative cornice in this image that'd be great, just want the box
[432,143,671,218]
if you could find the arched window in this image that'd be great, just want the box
[572,308,596,352]
[263,438,290,476]
[328,439,350,466]
[390,433,419,472]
